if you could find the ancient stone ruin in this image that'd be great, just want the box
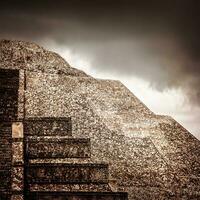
[0,39,199,200]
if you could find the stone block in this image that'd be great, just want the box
[11,167,24,191]
[26,138,90,159]
[12,122,23,138]
[27,163,109,184]
[12,142,23,164]
[24,118,72,136]
[29,183,112,192]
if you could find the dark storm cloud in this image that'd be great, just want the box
[0,0,200,104]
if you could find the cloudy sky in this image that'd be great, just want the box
[1,0,200,139]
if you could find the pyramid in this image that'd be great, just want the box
[0,40,199,200]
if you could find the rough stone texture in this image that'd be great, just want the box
[0,69,19,89]
[11,195,24,200]
[12,142,23,164]
[24,67,200,199]
[24,118,72,136]
[12,122,23,138]
[18,70,25,120]
[27,192,128,200]
[27,163,109,184]
[27,138,91,159]
[0,39,200,199]
[23,70,200,199]
[11,167,24,191]
[23,117,123,198]
[0,69,19,121]
[0,69,19,199]
[30,183,112,192]
[0,39,88,77]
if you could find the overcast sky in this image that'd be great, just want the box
[0,0,200,139]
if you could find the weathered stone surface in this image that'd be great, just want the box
[30,183,112,192]
[12,122,23,138]
[11,194,24,200]
[11,167,24,191]
[0,69,19,122]
[0,168,11,190]
[0,69,19,199]
[26,192,128,200]
[27,137,90,159]
[24,70,200,199]
[0,89,18,121]
[12,142,23,164]
[24,118,72,136]
[27,163,109,184]
[0,40,89,77]
[0,122,13,197]
[0,69,19,89]
[0,122,12,167]
[29,158,93,164]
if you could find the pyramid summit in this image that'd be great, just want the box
[0,39,88,76]
[0,40,199,200]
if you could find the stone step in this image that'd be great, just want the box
[26,192,128,200]
[27,163,109,184]
[28,158,93,164]
[26,137,91,159]
[24,117,72,136]
[29,183,112,192]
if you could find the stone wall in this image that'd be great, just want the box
[0,69,19,199]
[0,122,12,199]
[0,69,19,121]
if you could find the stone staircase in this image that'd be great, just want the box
[24,117,128,199]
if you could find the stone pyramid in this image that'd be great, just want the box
[0,39,199,200]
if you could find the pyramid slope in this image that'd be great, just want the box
[26,72,200,199]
